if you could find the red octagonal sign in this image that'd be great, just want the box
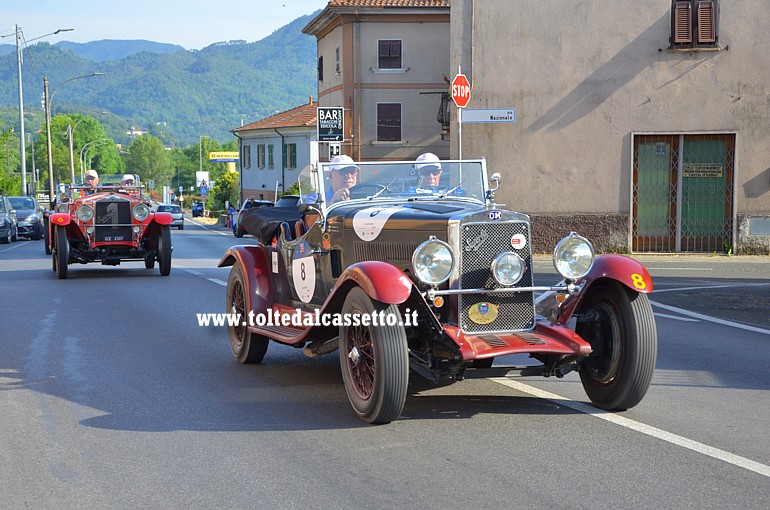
[451,73,471,108]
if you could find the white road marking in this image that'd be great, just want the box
[647,267,713,271]
[650,300,770,335]
[653,283,770,293]
[653,312,699,322]
[492,378,770,479]
[208,278,227,287]
[0,242,27,253]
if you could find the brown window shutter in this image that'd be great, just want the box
[673,1,693,44]
[697,1,716,43]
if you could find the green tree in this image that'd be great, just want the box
[125,134,173,186]
[33,114,120,185]
[209,170,239,211]
[0,126,21,194]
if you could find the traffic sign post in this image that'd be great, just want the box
[451,70,471,159]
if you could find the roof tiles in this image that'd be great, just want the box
[327,0,448,7]
[234,101,318,132]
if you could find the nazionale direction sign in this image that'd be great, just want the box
[317,107,344,141]
[460,108,516,123]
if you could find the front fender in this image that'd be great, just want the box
[585,254,654,293]
[540,254,653,325]
[153,211,174,226]
[50,212,71,227]
[332,261,413,306]
[218,245,274,316]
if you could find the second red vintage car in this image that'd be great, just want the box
[48,174,174,279]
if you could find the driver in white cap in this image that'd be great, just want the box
[326,154,359,203]
[121,174,135,186]
[415,152,443,188]
[83,169,100,195]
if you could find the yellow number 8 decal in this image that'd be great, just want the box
[631,273,647,290]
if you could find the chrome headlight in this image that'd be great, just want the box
[133,204,150,221]
[28,214,40,223]
[56,203,69,213]
[491,252,525,286]
[412,237,454,285]
[76,205,94,222]
[553,232,595,280]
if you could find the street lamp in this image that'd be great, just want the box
[79,138,110,178]
[44,73,105,206]
[67,117,89,184]
[1,26,73,196]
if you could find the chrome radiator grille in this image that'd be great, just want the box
[94,198,132,242]
[458,221,535,333]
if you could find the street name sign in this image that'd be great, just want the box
[460,108,516,123]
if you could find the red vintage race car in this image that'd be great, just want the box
[48,174,174,279]
[219,158,657,424]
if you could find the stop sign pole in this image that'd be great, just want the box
[451,68,471,159]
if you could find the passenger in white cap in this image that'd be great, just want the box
[326,154,359,203]
[121,174,135,186]
[415,152,443,188]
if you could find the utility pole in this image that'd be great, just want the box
[44,76,54,207]
[15,25,27,195]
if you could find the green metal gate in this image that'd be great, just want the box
[632,133,734,253]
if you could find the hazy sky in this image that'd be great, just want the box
[2,0,330,50]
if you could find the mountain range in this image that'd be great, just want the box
[0,13,318,147]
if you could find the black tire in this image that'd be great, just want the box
[54,225,69,280]
[144,255,155,269]
[0,228,9,244]
[576,282,657,411]
[226,264,268,363]
[233,225,243,238]
[157,225,172,276]
[44,218,52,254]
[339,287,409,424]
[11,226,18,242]
[179,224,184,230]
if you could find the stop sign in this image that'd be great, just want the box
[451,73,471,108]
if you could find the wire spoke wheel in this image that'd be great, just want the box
[339,287,408,424]
[226,264,268,364]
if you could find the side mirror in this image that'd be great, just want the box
[490,172,501,192]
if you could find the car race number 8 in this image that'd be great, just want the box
[292,241,315,303]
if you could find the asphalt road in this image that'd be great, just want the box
[1,219,768,509]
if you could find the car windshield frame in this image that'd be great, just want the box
[294,159,489,215]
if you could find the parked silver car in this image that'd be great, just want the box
[156,204,184,230]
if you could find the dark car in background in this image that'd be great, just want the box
[191,201,204,217]
[232,198,274,238]
[8,196,43,240]
[0,195,19,244]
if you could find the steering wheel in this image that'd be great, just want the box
[348,184,389,200]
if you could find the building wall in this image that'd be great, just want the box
[238,128,316,202]
[450,0,770,253]
[316,14,451,161]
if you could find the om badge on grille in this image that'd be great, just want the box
[468,302,499,324]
